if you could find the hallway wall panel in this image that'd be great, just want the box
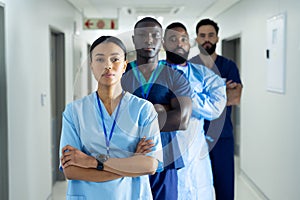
[3,0,81,199]
[214,0,300,199]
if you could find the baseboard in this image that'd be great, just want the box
[239,169,270,200]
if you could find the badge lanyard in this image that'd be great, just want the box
[96,91,124,156]
[131,61,164,100]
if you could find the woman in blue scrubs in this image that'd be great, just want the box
[59,36,163,200]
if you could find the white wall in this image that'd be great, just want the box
[212,0,300,199]
[2,0,129,199]
[2,0,84,199]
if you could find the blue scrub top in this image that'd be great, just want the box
[164,60,226,199]
[121,61,192,169]
[59,92,163,200]
[164,60,226,121]
[190,55,242,138]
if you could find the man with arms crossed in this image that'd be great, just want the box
[163,22,226,199]
[190,18,243,200]
[122,17,192,200]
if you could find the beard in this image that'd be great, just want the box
[198,42,216,55]
[166,48,189,65]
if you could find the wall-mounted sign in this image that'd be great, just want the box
[83,18,118,30]
[266,13,286,94]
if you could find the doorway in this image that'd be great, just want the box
[50,29,66,184]
[0,5,9,200]
[222,37,241,157]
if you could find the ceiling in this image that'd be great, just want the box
[66,0,240,33]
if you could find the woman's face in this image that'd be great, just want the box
[90,42,127,87]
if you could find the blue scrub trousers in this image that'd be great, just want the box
[149,169,178,200]
[209,137,235,200]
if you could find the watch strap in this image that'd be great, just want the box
[96,159,104,171]
[95,154,109,171]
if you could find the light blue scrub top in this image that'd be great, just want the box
[165,61,226,121]
[165,60,226,158]
[165,61,226,199]
[59,92,163,200]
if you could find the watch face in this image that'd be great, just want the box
[97,154,109,163]
[99,154,108,160]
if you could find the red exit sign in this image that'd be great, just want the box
[83,18,118,30]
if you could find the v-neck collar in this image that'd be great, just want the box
[94,91,127,119]
[130,61,164,99]
[131,61,163,83]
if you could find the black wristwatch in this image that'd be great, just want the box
[96,154,109,171]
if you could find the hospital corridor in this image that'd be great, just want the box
[1,0,300,200]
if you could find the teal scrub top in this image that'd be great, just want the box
[59,92,163,200]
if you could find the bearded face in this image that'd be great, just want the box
[198,41,217,55]
[166,47,189,64]
[164,27,190,65]
[196,25,219,55]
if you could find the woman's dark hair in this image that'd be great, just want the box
[196,18,219,35]
[89,36,127,61]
